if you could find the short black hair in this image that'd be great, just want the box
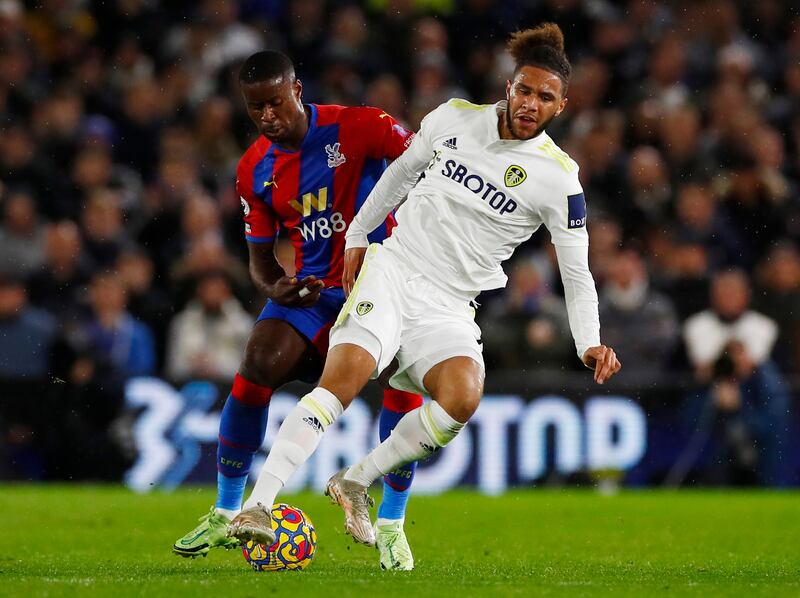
[507,23,571,93]
[239,50,295,85]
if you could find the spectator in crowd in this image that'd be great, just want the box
[115,77,164,180]
[683,269,778,381]
[718,152,789,268]
[0,271,57,480]
[79,188,133,268]
[192,96,240,188]
[624,145,672,226]
[658,104,712,188]
[0,272,56,380]
[136,145,207,277]
[599,247,679,384]
[0,189,45,278]
[672,182,744,270]
[115,248,173,368]
[161,0,264,106]
[646,226,711,320]
[585,216,622,288]
[30,86,84,173]
[407,17,467,125]
[68,143,142,214]
[480,256,574,372]
[83,270,156,377]
[0,124,66,219]
[565,111,627,218]
[27,220,93,316]
[165,270,251,382]
[754,242,800,374]
[682,340,792,486]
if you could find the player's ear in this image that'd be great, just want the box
[505,79,512,100]
[555,96,568,117]
[293,78,303,102]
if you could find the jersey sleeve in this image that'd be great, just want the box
[539,169,589,247]
[236,160,278,243]
[344,104,443,249]
[358,107,416,160]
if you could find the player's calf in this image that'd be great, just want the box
[215,374,273,516]
[378,389,422,522]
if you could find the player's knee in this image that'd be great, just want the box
[317,344,375,408]
[444,388,481,423]
[239,343,277,388]
[430,360,484,423]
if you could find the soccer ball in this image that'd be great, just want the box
[241,504,317,571]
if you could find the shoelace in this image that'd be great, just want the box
[196,509,214,525]
[352,490,375,509]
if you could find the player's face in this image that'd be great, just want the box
[504,66,567,140]
[241,76,305,144]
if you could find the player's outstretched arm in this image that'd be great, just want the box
[247,240,324,307]
[553,243,620,383]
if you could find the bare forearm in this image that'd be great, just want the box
[247,241,286,299]
[250,260,286,298]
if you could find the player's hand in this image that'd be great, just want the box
[343,247,367,297]
[271,275,324,307]
[581,345,621,385]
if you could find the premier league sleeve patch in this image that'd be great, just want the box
[567,193,587,229]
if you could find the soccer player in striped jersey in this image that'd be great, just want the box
[173,51,421,570]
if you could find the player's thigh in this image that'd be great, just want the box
[318,342,380,407]
[240,318,319,388]
[392,305,485,412]
[328,245,404,385]
[423,356,485,423]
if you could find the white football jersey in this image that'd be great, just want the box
[347,99,600,358]
[351,99,587,294]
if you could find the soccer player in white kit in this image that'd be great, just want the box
[227,23,621,568]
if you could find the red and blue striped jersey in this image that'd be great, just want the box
[236,104,414,287]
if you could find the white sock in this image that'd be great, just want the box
[345,401,465,487]
[243,387,343,510]
[215,507,239,520]
[376,517,404,527]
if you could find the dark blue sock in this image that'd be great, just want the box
[377,405,417,520]
[215,374,271,511]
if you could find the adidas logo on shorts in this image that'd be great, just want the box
[443,137,457,150]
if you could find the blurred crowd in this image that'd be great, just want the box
[0,0,798,485]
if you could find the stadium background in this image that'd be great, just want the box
[1,0,799,493]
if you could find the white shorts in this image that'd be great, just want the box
[329,243,484,395]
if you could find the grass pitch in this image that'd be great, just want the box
[1,486,798,597]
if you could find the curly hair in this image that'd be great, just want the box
[507,23,571,92]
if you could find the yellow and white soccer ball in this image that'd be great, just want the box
[241,503,317,571]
